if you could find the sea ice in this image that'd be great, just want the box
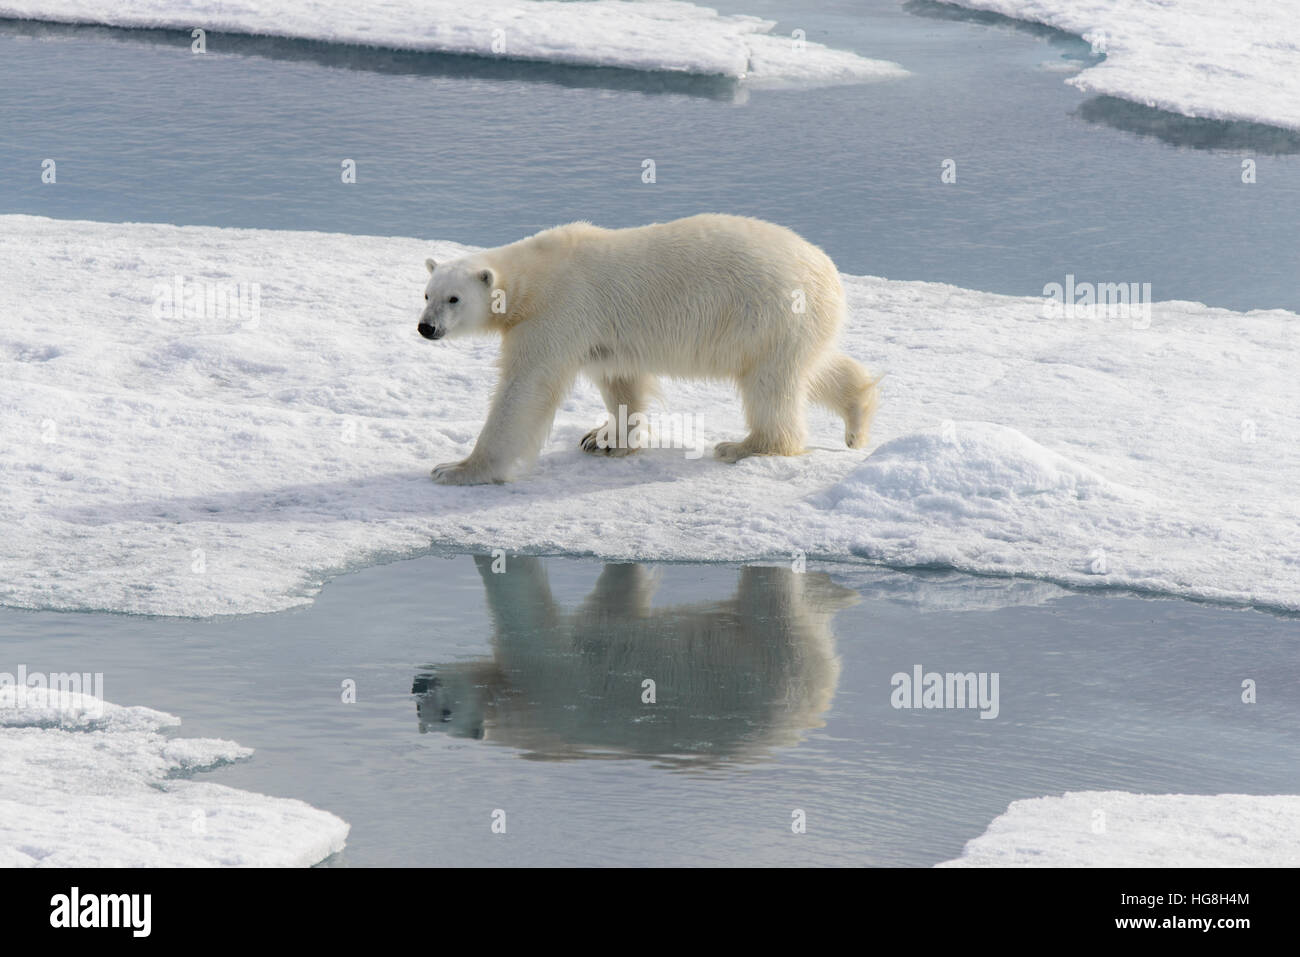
[1,215,1297,617]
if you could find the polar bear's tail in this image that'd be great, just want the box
[808,354,881,450]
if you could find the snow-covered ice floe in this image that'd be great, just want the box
[0,0,907,88]
[2,214,1298,617]
[0,686,348,866]
[939,0,1300,131]
[939,791,1300,867]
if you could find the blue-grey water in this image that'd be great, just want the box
[2,0,1299,866]
[1,0,1298,311]
[1,554,1297,867]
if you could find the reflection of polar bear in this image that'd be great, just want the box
[411,556,856,763]
[417,214,879,484]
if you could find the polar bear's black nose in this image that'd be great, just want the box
[418,323,443,340]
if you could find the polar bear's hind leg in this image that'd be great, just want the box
[715,362,809,463]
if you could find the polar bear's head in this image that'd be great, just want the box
[417,257,496,340]
[412,667,490,740]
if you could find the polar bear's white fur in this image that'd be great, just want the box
[417,213,878,485]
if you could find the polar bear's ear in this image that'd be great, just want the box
[425,258,437,274]
[478,268,495,287]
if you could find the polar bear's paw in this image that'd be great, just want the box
[580,427,637,457]
[431,460,500,485]
[713,441,753,464]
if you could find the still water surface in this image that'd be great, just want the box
[2,554,1295,866]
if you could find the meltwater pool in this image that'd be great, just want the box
[2,554,1296,866]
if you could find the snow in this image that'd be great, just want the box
[939,791,1300,866]
[1,213,1298,617]
[0,687,349,867]
[0,0,907,87]
[940,0,1300,131]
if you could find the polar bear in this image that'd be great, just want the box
[417,213,879,485]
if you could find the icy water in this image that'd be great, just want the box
[1,0,1298,311]
[2,554,1298,866]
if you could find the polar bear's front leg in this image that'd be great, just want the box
[430,459,498,485]
[432,365,573,485]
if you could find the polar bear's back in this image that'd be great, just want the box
[526,214,846,379]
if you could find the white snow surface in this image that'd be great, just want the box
[2,214,1298,617]
[0,0,907,87]
[939,791,1300,867]
[942,0,1300,130]
[0,687,350,867]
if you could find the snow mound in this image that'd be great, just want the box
[811,422,1163,588]
[817,422,1116,507]
[0,0,907,87]
[940,0,1300,131]
[939,791,1300,867]
[0,687,349,867]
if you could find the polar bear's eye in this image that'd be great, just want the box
[448,296,459,304]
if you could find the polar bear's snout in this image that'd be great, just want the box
[417,321,444,340]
